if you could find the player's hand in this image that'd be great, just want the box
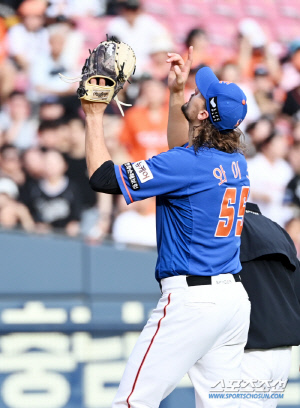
[167,46,193,94]
[80,78,107,116]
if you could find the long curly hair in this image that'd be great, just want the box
[192,119,245,154]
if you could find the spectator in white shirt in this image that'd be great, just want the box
[107,0,170,76]
[0,91,38,150]
[280,40,300,93]
[8,0,50,71]
[248,132,293,226]
[113,196,156,247]
[30,24,77,101]
[46,0,105,18]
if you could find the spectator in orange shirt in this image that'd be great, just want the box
[0,18,16,101]
[237,19,281,84]
[120,78,169,162]
[0,17,7,65]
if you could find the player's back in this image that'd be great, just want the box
[155,146,250,280]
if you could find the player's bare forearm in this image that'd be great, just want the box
[166,47,193,149]
[84,105,111,178]
[168,91,189,149]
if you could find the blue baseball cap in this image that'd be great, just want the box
[195,67,247,131]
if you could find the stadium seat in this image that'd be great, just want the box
[275,16,300,43]
[209,0,244,19]
[174,0,210,19]
[242,0,277,19]
[141,0,176,30]
[277,0,300,18]
[142,0,176,17]
[206,15,238,47]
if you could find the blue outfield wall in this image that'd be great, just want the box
[0,230,299,408]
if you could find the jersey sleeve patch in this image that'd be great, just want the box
[114,164,134,205]
[123,162,140,190]
[132,160,154,183]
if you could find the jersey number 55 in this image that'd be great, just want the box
[215,186,250,237]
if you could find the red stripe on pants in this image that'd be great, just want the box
[126,293,172,408]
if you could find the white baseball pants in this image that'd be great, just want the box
[112,274,251,408]
[240,347,292,408]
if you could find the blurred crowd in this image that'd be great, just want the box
[0,0,300,255]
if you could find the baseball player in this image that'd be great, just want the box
[239,202,300,407]
[81,48,250,408]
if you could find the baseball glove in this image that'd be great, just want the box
[59,36,136,116]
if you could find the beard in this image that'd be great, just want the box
[181,102,191,122]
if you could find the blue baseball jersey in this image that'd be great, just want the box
[115,145,250,281]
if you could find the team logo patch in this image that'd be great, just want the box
[234,118,243,128]
[123,162,140,190]
[132,160,153,183]
[209,97,221,123]
[92,90,109,100]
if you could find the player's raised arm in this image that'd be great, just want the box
[73,38,136,179]
[167,46,193,149]
[82,96,111,178]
